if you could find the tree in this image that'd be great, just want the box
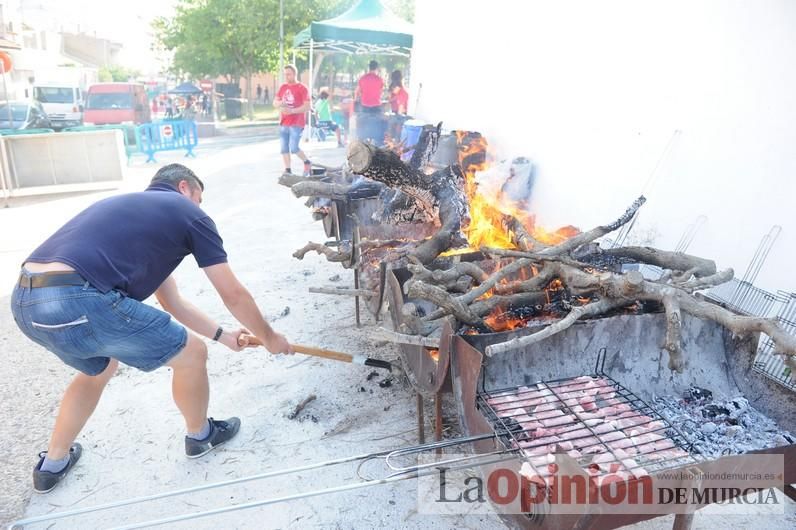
[99,65,141,82]
[154,0,346,120]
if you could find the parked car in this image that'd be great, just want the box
[0,100,52,130]
[83,83,151,126]
[33,85,84,129]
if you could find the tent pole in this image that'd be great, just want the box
[307,38,313,142]
[279,0,284,85]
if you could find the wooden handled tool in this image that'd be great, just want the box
[241,335,392,371]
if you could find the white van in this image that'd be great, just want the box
[33,85,83,129]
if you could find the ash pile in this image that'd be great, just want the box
[653,387,795,458]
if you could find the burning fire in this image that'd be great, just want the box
[448,132,585,332]
[453,131,579,251]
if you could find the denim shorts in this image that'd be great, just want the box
[279,125,303,154]
[11,275,188,376]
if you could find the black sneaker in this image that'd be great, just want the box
[33,443,82,493]
[184,417,241,458]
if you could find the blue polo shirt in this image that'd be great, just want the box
[25,182,228,301]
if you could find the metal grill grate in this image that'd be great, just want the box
[753,292,796,391]
[477,355,702,484]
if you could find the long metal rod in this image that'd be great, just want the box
[109,451,522,530]
[8,449,389,529]
[10,432,501,529]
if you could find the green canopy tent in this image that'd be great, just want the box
[292,0,413,138]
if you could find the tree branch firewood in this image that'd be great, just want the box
[537,195,646,257]
[501,214,548,251]
[598,246,716,278]
[676,268,734,292]
[481,264,796,372]
[279,172,323,188]
[372,328,441,348]
[406,280,481,325]
[293,241,352,263]
[485,299,629,357]
[661,290,684,371]
[291,180,383,201]
[407,258,488,286]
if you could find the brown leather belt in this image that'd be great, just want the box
[18,271,87,289]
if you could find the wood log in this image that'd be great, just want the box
[291,179,384,201]
[407,259,488,285]
[407,122,442,170]
[347,141,469,263]
[598,246,716,278]
[372,328,441,348]
[291,181,351,200]
[279,172,323,188]
[482,263,796,371]
[536,195,646,257]
[675,268,734,292]
[661,289,684,371]
[406,280,482,325]
[293,241,352,263]
[485,298,628,356]
[500,214,548,251]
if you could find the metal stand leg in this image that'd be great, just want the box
[416,393,425,444]
[434,392,443,455]
[354,268,361,327]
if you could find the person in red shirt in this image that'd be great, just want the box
[273,64,312,175]
[355,60,384,113]
[388,70,409,114]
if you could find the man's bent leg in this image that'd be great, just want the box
[167,333,209,433]
[46,359,119,460]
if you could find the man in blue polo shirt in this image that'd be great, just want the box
[10,163,292,493]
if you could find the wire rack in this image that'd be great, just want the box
[476,350,702,483]
[753,292,796,391]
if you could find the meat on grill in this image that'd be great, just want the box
[487,376,691,484]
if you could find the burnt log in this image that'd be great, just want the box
[347,141,469,264]
[407,122,443,170]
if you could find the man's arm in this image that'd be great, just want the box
[202,263,291,354]
[154,276,244,351]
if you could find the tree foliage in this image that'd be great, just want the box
[98,65,142,82]
[153,0,350,81]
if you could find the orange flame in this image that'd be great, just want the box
[453,131,579,251]
[427,348,440,362]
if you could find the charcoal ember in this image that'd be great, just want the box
[683,387,712,403]
[727,397,749,419]
[654,394,795,458]
[701,404,730,419]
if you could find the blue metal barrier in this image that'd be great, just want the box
[135,120,198,163]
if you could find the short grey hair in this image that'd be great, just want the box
[151,163,204,191]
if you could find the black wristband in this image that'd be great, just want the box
[212,327,223,342]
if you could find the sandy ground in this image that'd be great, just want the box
[1,133,794,529]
